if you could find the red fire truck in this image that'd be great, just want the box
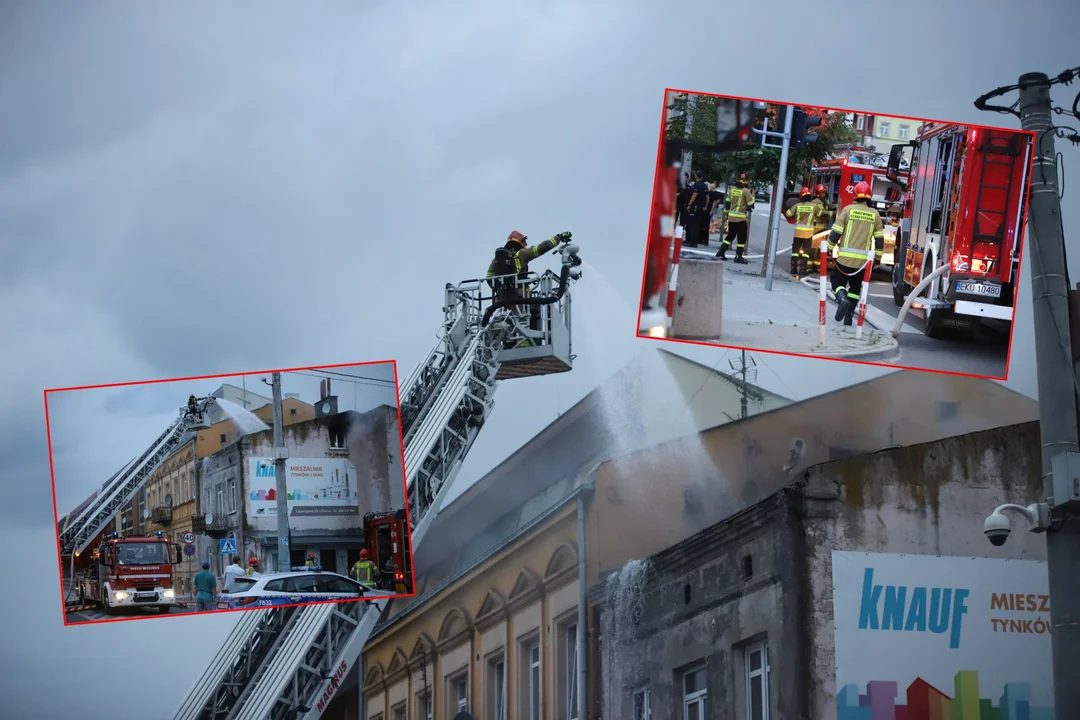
[363,510,413,594]
[74,531,181,614]
[642,162,677,313]
[887,122,1032,338]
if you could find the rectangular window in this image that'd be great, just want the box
[182,475,188,505]
[487,656,506,720]
[190,470,196,501]
[520,640,541,720]
[565,624,579,719]
[415,692,432,720]
[634,688,652,720]
[391,703,405,720]
[746,642,771,720]
[855,114,865,131]
[227,479,236,513]
[217,486,224,516]
[879,122,891,137]
[683,665,707,720]
[447,671,468,715]
[899,124,910,139]
[328,426,346,450]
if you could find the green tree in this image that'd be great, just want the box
[664,95,858,190]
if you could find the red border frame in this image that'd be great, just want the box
[635,87,1036,383]
[45,359,417,627]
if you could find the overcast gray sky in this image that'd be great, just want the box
[47,362,398,515]
[2,1,1078,718]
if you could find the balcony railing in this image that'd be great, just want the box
[151,506,172,525]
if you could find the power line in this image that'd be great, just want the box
[302,368,395,384]
[288,370,397,391]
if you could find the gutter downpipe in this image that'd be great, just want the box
[578,464,601,720]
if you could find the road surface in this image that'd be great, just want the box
[695,205,1011,378]
[66,603,198,623]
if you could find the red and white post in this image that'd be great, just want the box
[818,241,829,346]
[664,225,684,337]
[855,258,875,339]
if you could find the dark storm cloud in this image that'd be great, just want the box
[1,0,1078,717]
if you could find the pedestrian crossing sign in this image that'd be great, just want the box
[219,538,237,555]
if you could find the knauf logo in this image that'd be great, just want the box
[857,567,970,649]
[255,463,275,478]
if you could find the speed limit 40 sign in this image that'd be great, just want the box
[181,532,195,544]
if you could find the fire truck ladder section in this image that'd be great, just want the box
[172,245,582,720]
[971,131,1025,264]
[58,397,218,559]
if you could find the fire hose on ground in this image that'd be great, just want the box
[890,262,949,338]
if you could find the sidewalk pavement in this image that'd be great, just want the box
[673,254,900,362]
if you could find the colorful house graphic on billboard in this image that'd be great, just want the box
[837,670,1054,720]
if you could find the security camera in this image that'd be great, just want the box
[983,503,1050,547]
[983,512,1011,547]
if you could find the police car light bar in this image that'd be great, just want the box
[290,565,324,572]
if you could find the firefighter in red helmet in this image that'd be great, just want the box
[827,181,884,326]
[350,548,379,590]
[486,230,572,345]
[305,552,318,568]
[246,557,259,576]
[784,186,821,280]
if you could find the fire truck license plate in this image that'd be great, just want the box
[136,592,156,599]
[956,281,1001,298]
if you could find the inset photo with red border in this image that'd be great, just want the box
[47,360,416,626]
[639,89,1035,381]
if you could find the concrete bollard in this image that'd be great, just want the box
[671,259,724,340]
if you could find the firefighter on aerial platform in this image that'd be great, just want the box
[785,187,821,280]
[350,549,379,590]
[828,181,884,326]
[715,173,754,263]
[486,230,573,346]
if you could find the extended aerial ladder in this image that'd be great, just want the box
[58,398,217,560]
[172,242,583,720]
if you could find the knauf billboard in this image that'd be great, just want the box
[832,551,1054,720]
[247,458,360,531]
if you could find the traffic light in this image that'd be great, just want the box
[792,108,822,148]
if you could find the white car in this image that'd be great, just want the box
[215,567,372,610]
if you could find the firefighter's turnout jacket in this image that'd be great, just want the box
[828,201,884,271]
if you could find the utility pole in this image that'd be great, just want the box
[1017,71,1080,718]
[739,349,749,420]
[764,107,794,291]
[271,373,291,572]
[729,351,757,420]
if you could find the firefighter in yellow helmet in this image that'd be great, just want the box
[828,181,885,326]
[350,549,380,590]
[785,186,821,280]
[715,173,754,264]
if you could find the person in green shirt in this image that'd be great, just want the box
[194,561,217,612]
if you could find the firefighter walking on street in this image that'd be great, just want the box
[785,187,821,280]
[827,181,884,326]
[809,184,832,273]
[486,230,572,346]
[716,173,754,263]
[350,549,379,590]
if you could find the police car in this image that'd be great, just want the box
[215,566,372,610]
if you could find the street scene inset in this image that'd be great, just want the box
[49,361,414,625]
[639,90,1034,379]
